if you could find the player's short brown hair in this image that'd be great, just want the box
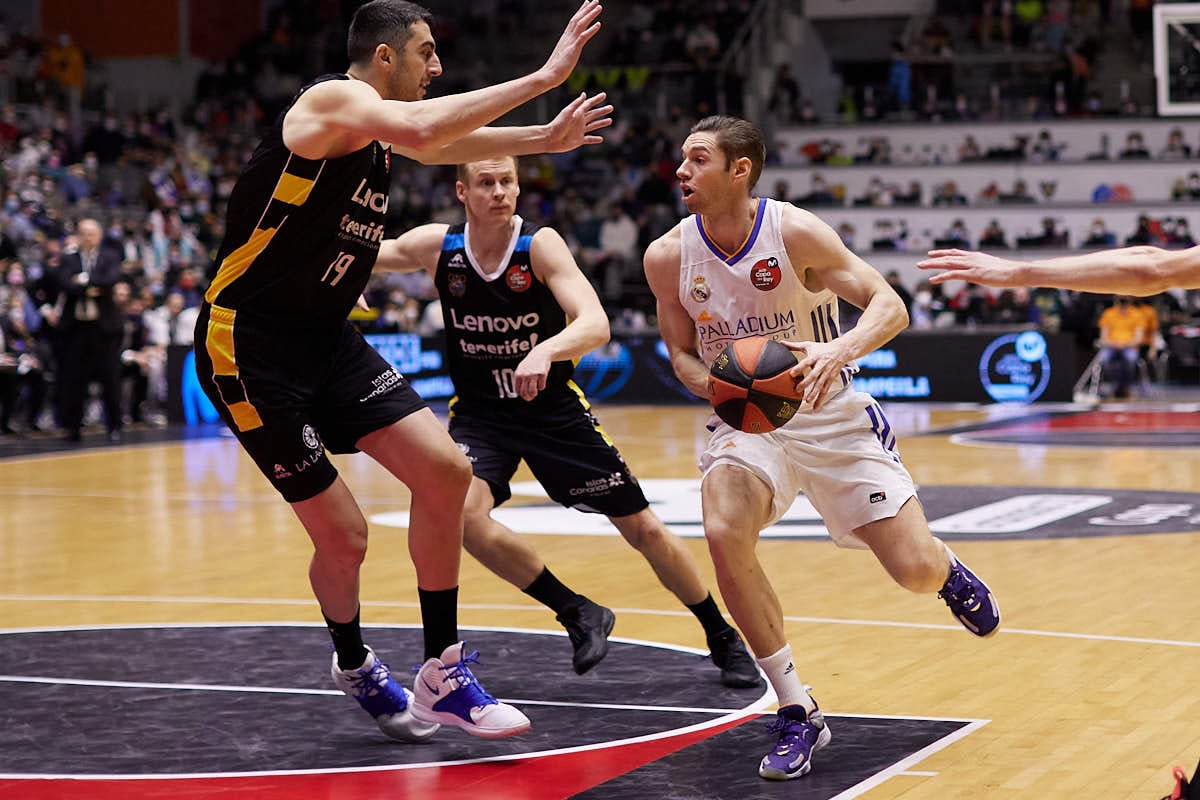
[348,1,433,65]
[690,115,766,190]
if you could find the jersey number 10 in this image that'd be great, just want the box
[491,368,518,399]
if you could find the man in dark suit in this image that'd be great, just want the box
[56,217,125,442]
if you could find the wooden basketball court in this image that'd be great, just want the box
[0,400,1197,799]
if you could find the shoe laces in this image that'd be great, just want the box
[437,648,499,708]
[346,658,390,698]
[764,714,814,752]
[938,566,978,609]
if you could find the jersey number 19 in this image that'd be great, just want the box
[321,252,354,286]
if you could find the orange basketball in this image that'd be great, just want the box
[707,336,802,433]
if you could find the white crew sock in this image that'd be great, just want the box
[756,643,814,711]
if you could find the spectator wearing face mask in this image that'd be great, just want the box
[1082,218,1115,248]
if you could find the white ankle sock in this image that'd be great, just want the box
[756,644,814,711]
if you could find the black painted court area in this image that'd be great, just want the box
[574,715,969,800]
[0,624,975,799]
[0,625,759,775]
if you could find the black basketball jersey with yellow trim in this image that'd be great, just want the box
[205,74,391,326]
[436,218,575,412]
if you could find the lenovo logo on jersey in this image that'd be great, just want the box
[449,309,540,333]
[351,178,388,213]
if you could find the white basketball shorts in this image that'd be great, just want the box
[699,387,916,548]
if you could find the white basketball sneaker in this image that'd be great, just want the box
[331,646,441,742]
[411,642,531,739]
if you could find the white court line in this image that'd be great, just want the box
[1,594,1196,649]
[829,719,989,800]
[0,674,745,715]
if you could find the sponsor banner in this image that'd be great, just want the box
[370,480,1200,540]
[173,329,1078,423]
[855,330,1075,403]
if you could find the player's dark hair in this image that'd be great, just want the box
[347,0,433,65]
[456,156,520,185]
[690,115,766,190]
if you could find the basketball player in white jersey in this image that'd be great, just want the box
[643,115,1000,781]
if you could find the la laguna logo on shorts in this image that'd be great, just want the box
[506,264,532,292]
[750,257,781,291]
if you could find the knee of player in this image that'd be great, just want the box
[316,522,369,566]
[701,516,756,555]
[437,446,474,490]
[613,510,667,551]
[460,506,497,550]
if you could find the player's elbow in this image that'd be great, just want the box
[878,290,909,332]
[1116,248,1172,295]
[376,113,442,153]
[398,124,442,153]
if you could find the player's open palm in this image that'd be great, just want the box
[540,1,603,86]
[783,339,852,411]
[544,92,613,152]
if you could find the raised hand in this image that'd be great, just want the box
[540,1,603,87]
[543,92,613,152]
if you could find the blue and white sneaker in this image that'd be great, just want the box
[758,702,832,780]
[939,549,1001,637]
[411,642,531,739]
[331,646,440,742]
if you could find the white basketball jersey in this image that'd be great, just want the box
[679,198,856,388]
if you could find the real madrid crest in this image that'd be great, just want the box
[691,276,711,303]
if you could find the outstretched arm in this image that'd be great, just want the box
[917,246,1200,295]
[394,92,613,165]
[374,224,448,275]
[284,1,603,160]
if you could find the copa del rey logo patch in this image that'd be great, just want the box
[506,264,532,292]
[750,257,781,291]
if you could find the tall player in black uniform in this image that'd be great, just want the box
[194,1,613,741]
[374,156,761,687]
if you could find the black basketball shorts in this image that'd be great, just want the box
[194,304,427,503]
[448,398,649,517]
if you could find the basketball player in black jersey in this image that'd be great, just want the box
[194,1,613,742]
[373,156,762,688]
